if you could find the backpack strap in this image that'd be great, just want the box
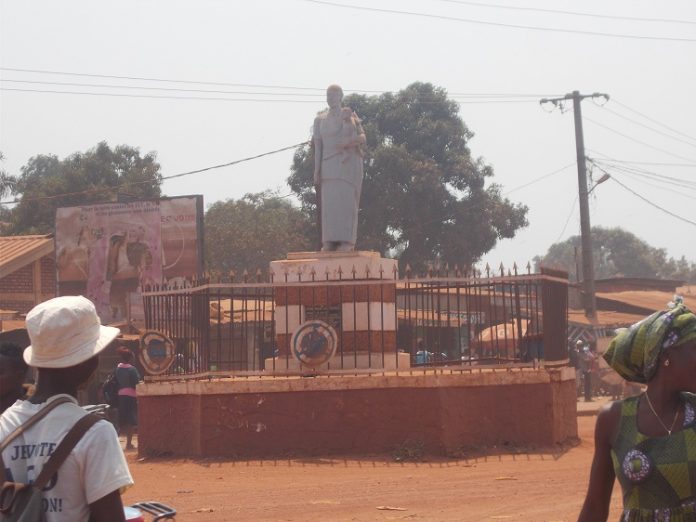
[0,396,74,482]
[33,413,101,489]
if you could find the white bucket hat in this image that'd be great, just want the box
[24,296,120,368]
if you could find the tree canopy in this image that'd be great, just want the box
[7,142,162,234]
[536,226,696,283]
[205,191,313,276]
[0,152,16,201]
[288,82,528,271]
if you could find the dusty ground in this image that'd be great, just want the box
[121,413,623,521]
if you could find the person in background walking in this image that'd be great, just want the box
[579,304,696,520]
[114,346,141,450]
[577,340,595,402]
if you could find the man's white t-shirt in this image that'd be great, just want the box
[0,394,134,522]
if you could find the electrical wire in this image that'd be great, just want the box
[592,103,696,149]
[588,154,696,188]
[0,142,308,206]
[590,161,696,199]
[0,67,561,99]
[584,151,696,168]
[584,116,696,163]
[554,194,578,243]
[612,99,696,144]
[0,78,329,98]
[592,164,696,227]
[0,86,544,105]
[503,162,575,194]
[437,0,696,25]
[589,160,696,192]
[304,0,696,43]
[0,87,326,103]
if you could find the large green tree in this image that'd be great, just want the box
[288,82,528,271]
[205,191,313,276]
[8,142,162,234]
[536,226,696,283]
[0,152,17,200]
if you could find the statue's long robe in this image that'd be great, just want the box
[314,111,364,246]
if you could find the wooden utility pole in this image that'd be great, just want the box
[540,91,609,319]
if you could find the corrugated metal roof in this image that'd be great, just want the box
[0,235,54,279]
[596,290,696,314]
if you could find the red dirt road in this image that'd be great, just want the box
[121,415,623,521]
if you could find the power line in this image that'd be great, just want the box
[592,164,696,227]
[0,86,544,105]
[0,67,328,92]
[555,195,578,243]
[0,79,552,100]
[612,99,696,144]
[0,142,308,206]
[584,116,696,163]
[590,161,696,199]
[503,162,575,194]
[588,154,696,188]
[304,0,696,42]
[437,0,696,25]
[588,159,696,191]
[0,78,329,98]
[592,103,696,149]
[584,151,696,168]
[0,87,326,103]
[0,67,561,98]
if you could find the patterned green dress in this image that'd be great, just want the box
[611,393,696,521]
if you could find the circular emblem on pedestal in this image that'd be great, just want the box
[139,330,176,375]
[291,320,338,368]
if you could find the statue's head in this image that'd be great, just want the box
[326,84,343,109]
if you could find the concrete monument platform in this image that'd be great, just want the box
[268,251,405,372]
[271,250,398,282]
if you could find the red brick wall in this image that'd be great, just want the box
[40,256,55,294]
[0,264,33,293]
[0,254,56,313]
[138,371,578,458]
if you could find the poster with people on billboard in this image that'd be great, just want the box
[55,195,203,327]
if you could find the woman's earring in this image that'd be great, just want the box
[664,359,671,367]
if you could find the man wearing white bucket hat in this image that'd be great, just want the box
[0,296,134,521]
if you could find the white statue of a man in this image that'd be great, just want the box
[313,84,366,252]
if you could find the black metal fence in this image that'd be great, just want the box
[141,266,568,377]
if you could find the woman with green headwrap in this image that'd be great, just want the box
[579,304,696,521]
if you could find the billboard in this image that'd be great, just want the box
[55,196,204,326]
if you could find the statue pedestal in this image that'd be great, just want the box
[266,251,409,372]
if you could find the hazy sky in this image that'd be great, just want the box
[1,0,695,269]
